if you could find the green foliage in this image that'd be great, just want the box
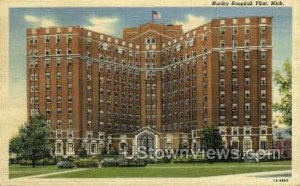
[77,147,88,157]
[57,161,75,169]
[100,157,147,167]
[74,158,99,168]
[19,159,32,166]
[100,158,119,167]
[109,147,119,155]
[9,114,52,167]
[9,136,22,155]
[201,128,223,151]
[99,147,108,156]
[273,61,292,127]
[19,158,57,166]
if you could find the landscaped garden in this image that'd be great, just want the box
[9,158,291,179]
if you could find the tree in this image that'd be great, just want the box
[9,136,22,156]
[9,114,52,167]
[201,128,223,161]
[273,61,292,130]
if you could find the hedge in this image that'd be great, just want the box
[57,161,75,169]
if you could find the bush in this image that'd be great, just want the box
[37,158,57,165]
[100,158,118,167]
[74,158,99,168]
[100,158,147,167]
[57,161,75,169]
[118,158,147,167]
[172,158,207,163]
[19,159,32,166]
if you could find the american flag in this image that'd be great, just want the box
[152,11,161,20]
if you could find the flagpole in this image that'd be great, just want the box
[151,11,154,22]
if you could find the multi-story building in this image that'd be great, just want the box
[26,16,273,156]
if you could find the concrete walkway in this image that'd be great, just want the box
[13,168,89,179]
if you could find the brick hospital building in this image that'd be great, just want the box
[26,16,273,156]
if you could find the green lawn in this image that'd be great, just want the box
[44,161,291,178]
[9,164,70,179]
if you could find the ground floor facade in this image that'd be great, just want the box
[51,126,273,157]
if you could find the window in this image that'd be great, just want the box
[220,66,225,72]
[56,35,61,43]
[261,128,267,135]
[232,91,237,98]
[245,103,250,111]
[67,34,72,42]
[232,79,238,87]
[56,143,62,154]
[220,40,225,48]
[232,51,237,61]
[91,143,97,154]
[220,91,225,98]
[245,115,251,123]
[232,128,238,136]
[260,141,267,149]
[220,27,226,35]
[220,116,225,124]
[245,52,250,60]
[261,51,266,60]
[220,52,225,61]
[233,27,238,35]
[45,36,50,43]
[232,103,237,110]
[245,78,250,85]
[261,39,266,47]
[243,139,252,149]
[245,27,250,34]
[220,19,225,25]
[245,90,250,98]
[202,34,208,41]
[261,18,267,23]
[67,143,74,153]
[56,48,61,55]
[261,90,266,98]
[68,48,72,54]
[45,49,50,56]
[232,40,237,48]
[146,37,156,44]
[260,26,266,34]
[260,77,266,85]
[245,39,250,47]
[220,79,225,86]
[261,103,266,110]
[220,103,225,110]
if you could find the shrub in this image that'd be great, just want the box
[100,158,147,167]
[57,161,75,169]
[74,158,99,168]
[19,159,32,166]
[118,158,147,167]
[100,158,118,167]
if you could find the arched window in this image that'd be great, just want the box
[146,37,156,44]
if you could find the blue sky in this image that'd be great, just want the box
[9,7,292,102]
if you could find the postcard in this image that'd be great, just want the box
[0,0,299,185]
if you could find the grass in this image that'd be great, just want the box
[9,164,70,179]
[44,160,291,178]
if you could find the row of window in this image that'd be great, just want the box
[219,26,267,35]
[219,90,266,99]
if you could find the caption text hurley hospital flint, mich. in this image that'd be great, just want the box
[212,1,284,6]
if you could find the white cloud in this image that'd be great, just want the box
[86,17,119,35]
[24,15,39,22]
[173,14,208,32]
[24,15,56,27]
